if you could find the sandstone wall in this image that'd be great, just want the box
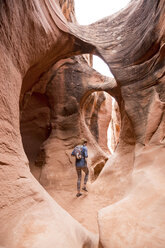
[20,55,112,188]
[0,0,165,247]
[20,0,113,187]
[0,1,99,247]
[68,0,165,247]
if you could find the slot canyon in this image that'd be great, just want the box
[0,0,165,247]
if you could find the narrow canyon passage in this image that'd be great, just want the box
[48,172,113,234]
[20,80,119,235]
[20,67,120,235]
[1,0,165,247]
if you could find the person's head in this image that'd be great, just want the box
[81,138,87,146]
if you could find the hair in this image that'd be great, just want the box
[81,138,87,145]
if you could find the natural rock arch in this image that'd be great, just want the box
[0,0,165,247]
[20,54,114,186]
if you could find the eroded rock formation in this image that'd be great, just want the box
[0,1,100,247]
[68,1,165,247]
[21,55,112,187]
[0,0,165,247]
[84,91,112,154]
[107,99,120,152]
[20,0,113,189]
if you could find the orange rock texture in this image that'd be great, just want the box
[69,1,165,247]
[0,0,165,248]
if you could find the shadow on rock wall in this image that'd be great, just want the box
[20,55,117,189]
[1,0,165,247]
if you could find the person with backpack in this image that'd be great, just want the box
[71,139,89,197]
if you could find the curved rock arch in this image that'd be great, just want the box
[0,0,165,247]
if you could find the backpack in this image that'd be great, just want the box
[74,145,83,160]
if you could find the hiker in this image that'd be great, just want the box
[71,139,89,197]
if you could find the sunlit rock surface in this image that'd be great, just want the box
[21,55,112,187]
[68,0,165,247]
[0,0,165,247]
[0,1,99,247]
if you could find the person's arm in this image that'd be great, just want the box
[71,150,75,156]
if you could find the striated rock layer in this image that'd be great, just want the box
[20,0,113,188]
[0,0,99,247]
[68,0,165,247]
[21,55,113,187]
[37,56,112,188]
[0,0,165,247]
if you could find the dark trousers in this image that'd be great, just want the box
[76,166,89,191]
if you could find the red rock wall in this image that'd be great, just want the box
[1,0,165,247]
[21,56,112,188]
[107,99,120,152]
[0,1,99,247]
[20,1,113,187]
[68,0,165,247]
[84,91,112,155]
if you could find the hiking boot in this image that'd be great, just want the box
[82,187,88,192]
[76,193,82,197]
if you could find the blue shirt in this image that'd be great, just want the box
[71,145,88,167]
